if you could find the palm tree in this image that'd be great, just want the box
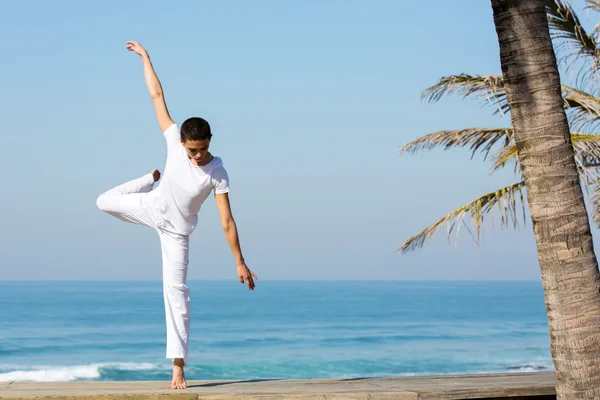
[402,1,600,398]
[398,0,600,254]
[491,1,600,398]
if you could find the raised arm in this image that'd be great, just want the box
[126,41,175,133]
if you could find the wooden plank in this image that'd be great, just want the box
[0,372,556,400]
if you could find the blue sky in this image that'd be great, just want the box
[2,0,591,281]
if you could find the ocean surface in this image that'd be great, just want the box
[0,281,552,382]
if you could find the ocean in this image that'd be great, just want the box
[0,281,552,382]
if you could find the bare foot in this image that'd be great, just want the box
[151,169,161,182]
[171,359,187,389]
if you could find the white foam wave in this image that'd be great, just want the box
[499,360,554,374]
[510,363,554,372]
[0,362,158,382]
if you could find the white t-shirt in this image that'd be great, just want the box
[143,124,229,235]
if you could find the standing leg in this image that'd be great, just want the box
[158,229,191,389]
[96,172,157,225]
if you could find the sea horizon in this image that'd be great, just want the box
[1,281,552,382]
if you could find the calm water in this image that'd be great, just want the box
[0,281,552,381]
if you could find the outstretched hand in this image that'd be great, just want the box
[237,263,258,290]
[126,41,147,57]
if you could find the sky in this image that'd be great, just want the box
[1,0,594,281]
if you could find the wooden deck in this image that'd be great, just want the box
[0,372,556,399]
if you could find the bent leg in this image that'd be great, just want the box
[96,173,155,225]
[159,229,191,366]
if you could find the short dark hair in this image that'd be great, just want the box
[181,117,212,142]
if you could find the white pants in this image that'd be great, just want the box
[96,174,191,366]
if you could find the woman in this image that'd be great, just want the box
[96,41,257,389]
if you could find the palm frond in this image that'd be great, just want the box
[420,73,600,125]
[547,0,600,85]
[398,128,513,160]
[585,0,600,12]
[572,132,600,227]
[422,74,509,116]
[490,145,519,174]
[588,174,600,227]
[572,133,600,166]
[562,85,600,129]
[584,1,600,38]
[489,132,600,173]
[397,182,527,254]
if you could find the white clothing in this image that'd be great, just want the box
[96,173,191,364]
[95,124,230,365]
[148,124,229,236]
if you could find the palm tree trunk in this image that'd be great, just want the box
[490,1,600,398]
